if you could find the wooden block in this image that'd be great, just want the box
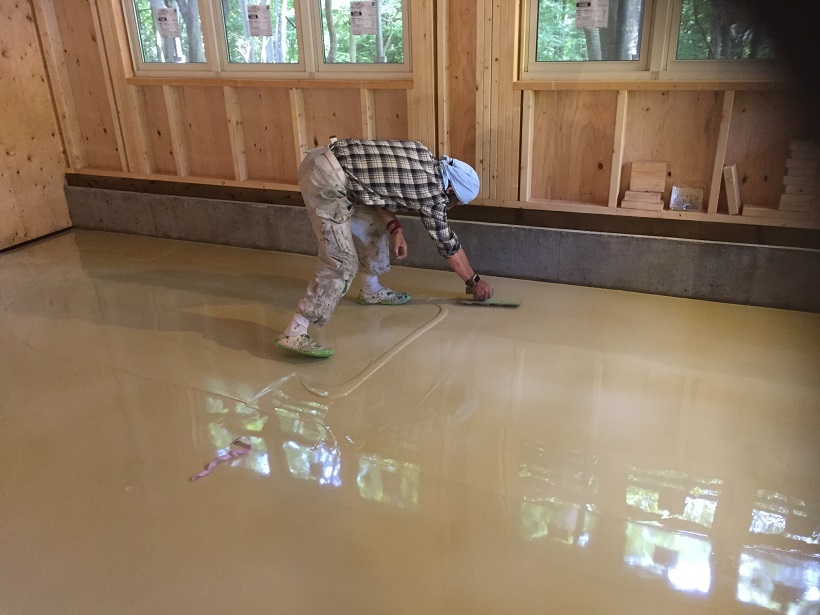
[786,166,818,178]
[786,158,819,173]
[788,141,820,161]
[779,193,818,212]
[624,190,662,202]
[743,205,819,221]
[784,184,819,195]
[783,175,820,188]
[723,165,741,215]
[620,199,664,211]
[629,161,667,192]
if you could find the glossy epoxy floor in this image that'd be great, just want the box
[1,230,818,615]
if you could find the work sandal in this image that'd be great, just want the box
[357,287,412,305]
[275,334,334,358]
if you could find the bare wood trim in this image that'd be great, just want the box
[223,87,248,181]
[519,90,535,203]
[476,0,492,198]
[162,85,190,177]
[608,90,629,208]
[513,80,787,92]
[436,0,450,154]
[289,88,309,163]
[30,0,87,170]
[707,90,735,214]
[96,0,154,173]
[361,89,375,139]
[89,0,128,171]
[74,167,298,192]
[127,77,413,89]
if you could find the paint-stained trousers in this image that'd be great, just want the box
[296,145,392,326]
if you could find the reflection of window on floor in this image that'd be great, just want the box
[520,500,596,546]
[626,468,721,531]
[282,440,341,486]
[624,522,712,595]
[737,548,820,613]
[208,423,270,476]
[357,454,419,510]
[751,489,819,545]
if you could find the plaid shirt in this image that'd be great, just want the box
[329,139,461,258]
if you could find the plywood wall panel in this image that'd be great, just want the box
[0,0,70,249]
[52,0,121,170]
[373,90,409,141]
[725,92,810,208]
[446,0,477,165]
[622,91,723,206]
[236,88,298,183]
[530,91,617,205]
[178,86,234,179]
[142,86,176,175]
[303,89,364,148]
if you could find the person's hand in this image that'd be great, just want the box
[471,279,493,300]
[391,230,408,260]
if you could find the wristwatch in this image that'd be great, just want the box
[465,274,481,289]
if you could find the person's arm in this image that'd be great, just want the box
[374,207,408,259]
[447,248,493,300]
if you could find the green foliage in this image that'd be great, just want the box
[535,0,587,62]
[677,0,775,60]
[322,0,404,64]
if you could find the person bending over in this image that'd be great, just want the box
[277,138,493,358]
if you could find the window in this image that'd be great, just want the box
[522,0,780,80]
[123,0,410,77]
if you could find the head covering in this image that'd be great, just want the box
[439,156,480,204]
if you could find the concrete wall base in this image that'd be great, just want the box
[66,186,820,313]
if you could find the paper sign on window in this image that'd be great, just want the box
[575,0,609,29]
[350,1,377,35]
[247,5,273,37]
[156,7,181,39]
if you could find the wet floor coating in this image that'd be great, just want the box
[0,229,818,615]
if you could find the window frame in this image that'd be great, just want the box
[122,0,412,80]
[520,0,785,83]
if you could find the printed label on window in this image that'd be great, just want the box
[247,5,273,37]
[575,0,609,29]
[156,7,181,39]
[350,1,377,35]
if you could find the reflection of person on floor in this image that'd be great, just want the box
[277,138,494,358]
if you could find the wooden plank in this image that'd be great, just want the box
[30,0,86,170]
[608,90,628,208]
[129,77,413,90]
[446,0,477,166]
[303,89,363,147]
[94,0,154,174]
[723,165,741,215]
[289,88,309,163]
[624,190,662,202]
[162,85,190,177]
[779,194,816,206]
[372,90,409,140]
[0,0,70,248]
[707,91,734,214]
[783,175,820,189]
[52,0,120,170]
[360,89,375,140]
[630,162,668,192]
[223,87,248,182]
[142,86,176,174]
[436,0,450,154]
[519,90,535,203]
[88,0,128,171]
[786,159,819,172]
[620,199,664,211]
[75,168,298,192]
[531,91,617,205]
[743,205,820,222]
[513,80,786,92]
[237,88,298,183]
[178,86,234,179]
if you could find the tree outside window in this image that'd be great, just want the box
[677,0,775,60]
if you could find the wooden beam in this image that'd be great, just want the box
[436,0,450,155]
[608,90,629,208]
[128,77,413,89]
[30,0,87,170]
[519,90,535,203]
[360,89,375,139]
[88,0,128,171]
[289,88,309,164]
[223,87,248,181]
[707,90,735,214]
[513,80,787,92]
[162,85,190,177]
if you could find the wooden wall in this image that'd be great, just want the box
[0,1,71,250]
[20,0,820,236]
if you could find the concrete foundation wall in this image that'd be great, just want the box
[65,186,820,313]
